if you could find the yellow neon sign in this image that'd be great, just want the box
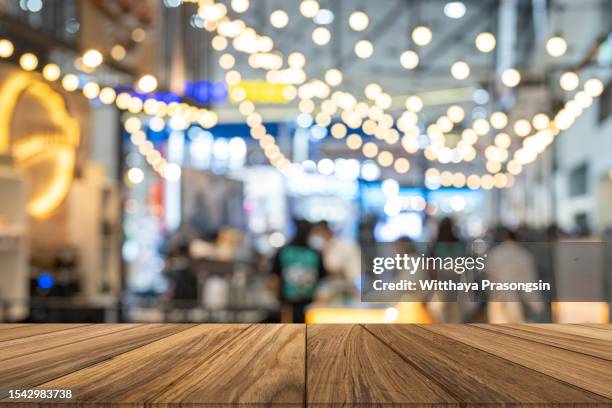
[0,72,79,219]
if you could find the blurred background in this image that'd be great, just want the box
[0,0,610,324]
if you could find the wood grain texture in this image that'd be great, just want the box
[0,323,610,407]
[0,324,90,342]
[150,324,305,405]
[307,324,456,405]
[39,324,250,404]
[475,324,612,361]
[424,324,612,399]
[366,324,610,404]
[0,324,193,395]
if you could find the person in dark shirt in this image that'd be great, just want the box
[271,220,326,323]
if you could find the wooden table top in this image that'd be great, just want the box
[0,323,610,406]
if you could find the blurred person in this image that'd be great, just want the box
[271,220,327,323]
[309,221,361,283]
[427,217,467,323]
[486,227,544,323]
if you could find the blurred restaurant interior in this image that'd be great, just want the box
[0,0,610,324]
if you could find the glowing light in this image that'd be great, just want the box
[300,0,320,18]
[0,39,14,58]
[331,123,347,139]
[110,44,126,61]
[532,113,550,130]
[354,40,373,59]
[349,11,369,31]
[494,133,511,149]
[377,151,394,167]
[400,50,419,69]
[450,61,470,80]
[312,27,331,45]
[127,167,144,184]
[231,0,249,13]
[473,118,490,136]
[324,68,343,87]
[365,83,382,100]
[362,142,379,158]
[546,36,567,58]
[82,82,100,99]
[412,26,432,46]
[137,74,158,93]
[490,111,508,129]
[0,73,79,218]
[501,68,521,88]
[513,119,532,137]
[82,49,103,68]
[559,71,579,91]
[212,35,228,51]
[219,53,235,69]
[288,52,306,68]
[475,32,496,52]
[346,133,363,150]
[447,105,465,123]
[163,163,181,181]
[42,64,61,81]
[61,74,79,91]
[584,78,604,97]
[405,95,423,112]
[317,158,335,175]
[394,158,410,174]
[19,53,38,71]
[444,2,466,19]
[270,10,289,28]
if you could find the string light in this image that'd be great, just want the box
[349,11,369,31]
[19,53,38,71]
[270,10,289,28]
[501,68,521,87]
[412,26,432,46]
[82,49,103,68]
[400,50,419,69]
[324,69,343,87]
[559,71,579,91]
[490,112,508,129]
[137,74,158,93]
[0,39,14,58]
[546,36,567,57]
[42,63,61,81]
[300,0,320,18]
[231,0,249,13]
[312,27,331,45]
[354,40,373,58]
[475,32,496,53]
[450,61,470,80]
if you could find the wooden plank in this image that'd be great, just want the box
[37,324,250,404]
[0,324,193,395]
[475,324,612,361]
[307,324,456,405]
[0,324,32,330]
[423,324,612,399]
[150,324,305,405]
[366,324,609,404]
[528,324,612,341]
[0,324,90,342]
